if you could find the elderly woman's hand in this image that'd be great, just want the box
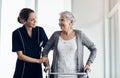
[84,64,91,73]
[44,66,51,72]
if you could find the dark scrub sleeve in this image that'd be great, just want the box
[40,27,48,47]
[12,30,23,52]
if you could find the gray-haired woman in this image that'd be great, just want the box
[42,11,97,78]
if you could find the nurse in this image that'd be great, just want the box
[12,8,48,78]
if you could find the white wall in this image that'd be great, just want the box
[72,0,105,78]
[0,0,2,55]
[36,0,71,38]
[0,0,25,78]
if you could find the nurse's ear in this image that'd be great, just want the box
[23,21,26,25]
[18,17,26,24]
[21,19,26,24]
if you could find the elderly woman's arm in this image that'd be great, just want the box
[42,32,57,68]
[81,31,97,66]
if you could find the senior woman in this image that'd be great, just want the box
[42,11,97,78]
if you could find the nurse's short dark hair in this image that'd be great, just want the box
[17,8,34,24]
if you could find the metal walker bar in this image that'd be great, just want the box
[46,71,89,78]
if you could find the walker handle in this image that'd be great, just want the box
[46,71,90,78]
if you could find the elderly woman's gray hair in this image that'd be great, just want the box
[60,11,76,23]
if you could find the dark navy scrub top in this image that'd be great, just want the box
[12,26,48,78]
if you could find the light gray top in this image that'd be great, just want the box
[42,30,97,78]
[57,36,77,78]
[57,36,77,72]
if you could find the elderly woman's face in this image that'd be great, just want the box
[59,16,71,31]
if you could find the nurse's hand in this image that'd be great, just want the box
[37,57,48,64]
[42,56,49,62]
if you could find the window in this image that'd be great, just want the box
[107,2,120,78]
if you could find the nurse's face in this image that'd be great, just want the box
[25,12,36,28]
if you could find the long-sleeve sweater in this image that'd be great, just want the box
[42,30,97,78]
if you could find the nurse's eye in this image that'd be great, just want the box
[30,18,36,21]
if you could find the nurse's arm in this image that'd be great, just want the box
[16,51,43,64]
